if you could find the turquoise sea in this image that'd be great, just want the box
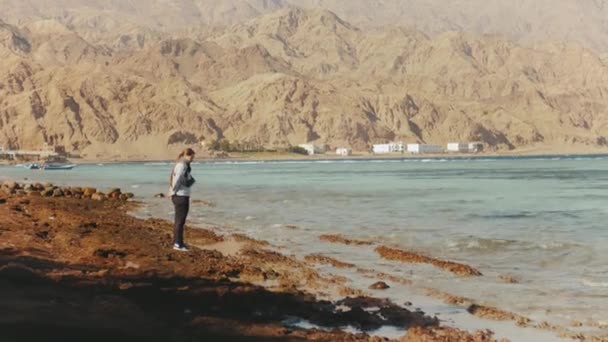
[2,155,608,339]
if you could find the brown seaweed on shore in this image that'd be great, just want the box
[357,268,413,286]
[320,234,374,246]
[0,184,499,341]
[400,327,502,342]
[467,304,531,325]
[375,246,483,277]
[232,233,271,247]
[191,199,216,207]
[425,288,608,340]
[305,254,356,269]
[425,289,474,306]
[498,274,520,284]
[425,289,531,325]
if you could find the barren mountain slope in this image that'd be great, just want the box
[0,8,607,159]
[2,0,608,52]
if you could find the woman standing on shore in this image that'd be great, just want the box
[170,148,196,252]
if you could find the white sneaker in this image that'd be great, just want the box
[173,244,189,252]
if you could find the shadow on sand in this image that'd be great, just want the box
[0,248,437,342]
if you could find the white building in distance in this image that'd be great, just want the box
[407,144,444,154]
[299,144,325,155]
[447,143,470,153]
[447,142,484,153]
[372,142,404,154]
[468,142,484,153]
[336,148,352,156]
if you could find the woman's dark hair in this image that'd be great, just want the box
[177,148,195,160]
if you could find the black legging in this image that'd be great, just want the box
[172,196,190,246]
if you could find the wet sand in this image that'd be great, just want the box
[0,183,502,342]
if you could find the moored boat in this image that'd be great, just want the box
[41,164,76,170]
[23,163,40,170]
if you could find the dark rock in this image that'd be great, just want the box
[108,191,121,200]
[0,264,39,279]
[0,198,6,204]
[41,189,54,197]
[35,231,50,240]
[154,193,166,198]
[94,249,127,258]
[125,193,134,199]
[369,281,390,290]
[52,189,64,197]
[23,184,34,192]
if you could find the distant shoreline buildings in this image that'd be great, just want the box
[0,143,67,161]
[371,141,484,155]
[298,144,326,156]
[296,141,484,156]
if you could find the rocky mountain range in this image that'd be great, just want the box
[3,0,608,51]
[0,3,607,159]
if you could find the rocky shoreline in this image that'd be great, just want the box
[0,181,505,341]
[1,181,135,201]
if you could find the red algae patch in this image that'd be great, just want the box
[357,268,412,286]
[231,233,270,247]
[467,304,531,325]
[191,199,216,207]
[425,288,603,340]
[1,189,452,341]
[498,274,520,284]
[426,289,530,325]
[304,254,356,268]
[400,327,502,342]
[425,289,474,306]
[319,234,374,246]
[375,246,482,277]
[338,286,367,297]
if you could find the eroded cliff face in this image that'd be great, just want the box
[0,6,607,158]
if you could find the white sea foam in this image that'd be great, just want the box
[581,279,608,288]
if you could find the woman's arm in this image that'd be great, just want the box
[170,163,187,195]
